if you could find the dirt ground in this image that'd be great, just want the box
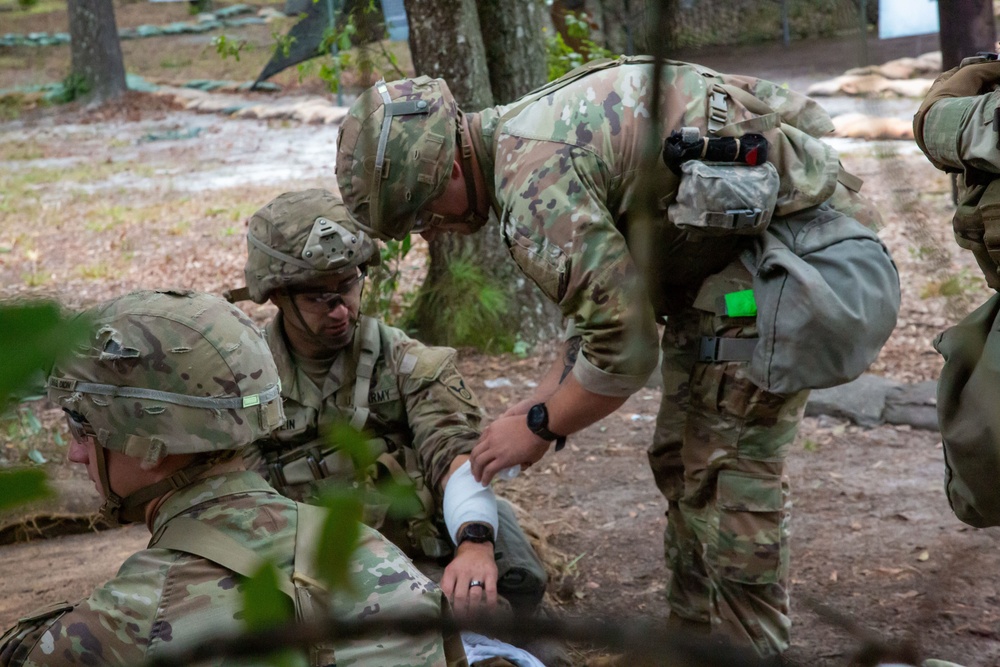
[2,13,1000,667]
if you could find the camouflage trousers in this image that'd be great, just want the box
[648,262,809,656]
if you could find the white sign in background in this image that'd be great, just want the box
[879,0,940,39]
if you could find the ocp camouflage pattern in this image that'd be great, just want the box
[253,313,483,549]
[0,471,456,666]
[46,290,284,461]
[647,262,808,655]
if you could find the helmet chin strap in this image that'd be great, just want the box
[93,443,216,525]
[457,112,489,232]
[94,444,124,524]
[281,278,366,358]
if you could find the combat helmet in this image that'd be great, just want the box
[336,77,464,241]
[47,289,285,523]
[235,189,381,304]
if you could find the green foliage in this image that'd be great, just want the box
[545,12,613,81]
[0,93,28,121]
[362,234,413,324]
[214,34,251,62]
[0,302,86,514]
[17,0,39,9]
[241,563,303,667]
[0,301,89,407]
[2,402,65,465]
[410,254,512,352]
[313,485,364,594]
[288,0,405,93]
[921,270,982,299]
[0,468,50,512]
[51,72,92,104]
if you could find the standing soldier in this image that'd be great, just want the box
[0,290,465,667]
[335,59,898,656]
[914,52,1000,286]
[226,190,551,627]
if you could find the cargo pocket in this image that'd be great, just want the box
[711,469,784,585]
[501,209,569,303]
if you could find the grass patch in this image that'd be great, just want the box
[75,261,113,279]
[0,139,45,161]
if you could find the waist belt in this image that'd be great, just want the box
[268,448,356,488]
[699,336,759,362]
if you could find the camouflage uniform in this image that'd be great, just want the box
[915,56,1000,288]
[915,60,1000,176]
[1,289,464,667]
[336,61,854,654]
[257,312,547,611]
[237,190,547,612]
[0,471,458,667]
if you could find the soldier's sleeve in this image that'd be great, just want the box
[395,341,484,495]
[496,138,658,397]
[920,90,1000,174]
[0,567,156,667]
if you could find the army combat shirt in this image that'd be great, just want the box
[468,61,838,397]
[264,313,483,503]
[0,471,455,667]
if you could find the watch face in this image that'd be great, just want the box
[459,522,494,544]
[526,403,547,430]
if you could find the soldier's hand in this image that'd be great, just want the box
[441,541,498,616]
[498,397,535,419]
[471,414,551,484]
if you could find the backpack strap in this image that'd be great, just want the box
[715,82,866,193]
[349,315,380,431]
[150,516,298,599]
[492,55,647,156]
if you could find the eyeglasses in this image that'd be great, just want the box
[63,409,96,442]
[293,274,364,313]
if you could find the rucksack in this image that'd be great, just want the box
[933,293,1000,527]
[493,56,898,392]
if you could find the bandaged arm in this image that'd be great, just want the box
[443,460,499,544]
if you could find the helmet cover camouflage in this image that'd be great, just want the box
[244,189,381,303]
[336,77,459,240]
[47,290,284,464]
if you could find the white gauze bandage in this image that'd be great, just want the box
[443,460,499,545]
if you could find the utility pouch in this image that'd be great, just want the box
[953,178,1000,289]
[742,204,900,393]
[669,161,779,236]
[934,293,1000,527]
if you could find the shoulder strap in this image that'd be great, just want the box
[349,316,381,431]
[150,516,296,598]
[493,55,643,156]
[714,82,866,193]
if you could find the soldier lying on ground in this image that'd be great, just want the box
[0,290,466,667]
[335,59,898,657]
[225,190,561,663]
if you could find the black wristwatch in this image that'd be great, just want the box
[456,522,495,547]
[526,403,567,452]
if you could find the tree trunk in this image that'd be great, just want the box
[477,0,549,103]
[937,0,997,71]
[67,0,126,104]
[404,0,564,351]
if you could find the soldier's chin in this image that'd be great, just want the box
[323,327,354,350]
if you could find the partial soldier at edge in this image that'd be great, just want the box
[0,289,465,667]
